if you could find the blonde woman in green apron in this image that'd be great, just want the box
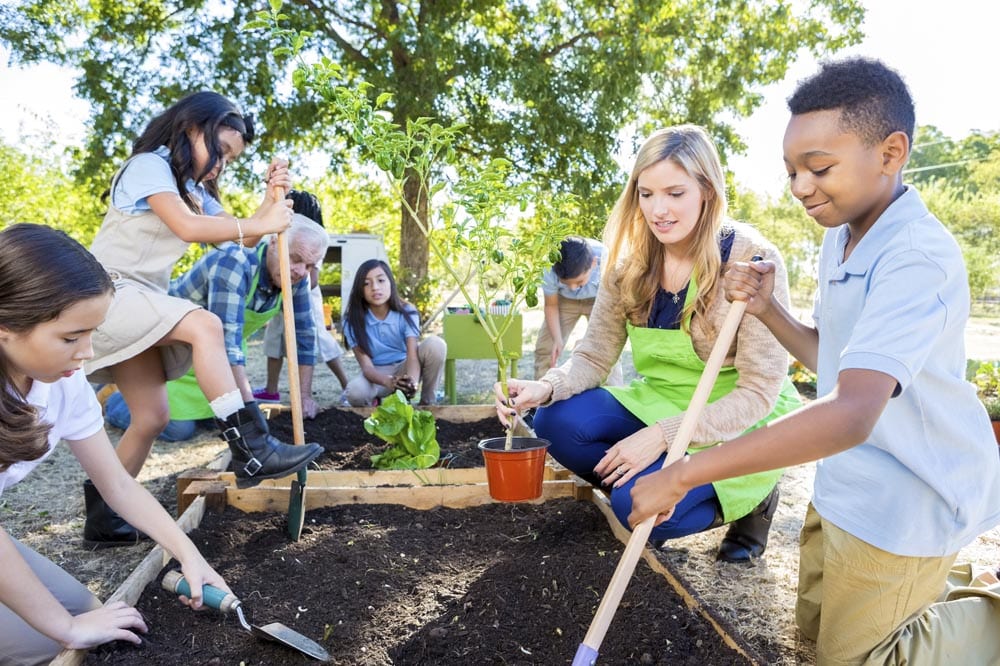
[496,125,800,562]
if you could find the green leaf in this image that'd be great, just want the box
[364,392,440,469]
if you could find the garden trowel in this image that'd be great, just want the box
[162,570,329,661]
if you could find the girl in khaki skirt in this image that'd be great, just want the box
[85,91,321,546]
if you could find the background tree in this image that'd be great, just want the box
[1,0,864,300]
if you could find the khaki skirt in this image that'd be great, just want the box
[85,277,201,384]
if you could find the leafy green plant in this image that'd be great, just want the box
[971,360,1000,421]
[972,360,1000,397]
[252,6,576,448]
[364,391,440,470]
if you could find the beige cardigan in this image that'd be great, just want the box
[540,221,793,448]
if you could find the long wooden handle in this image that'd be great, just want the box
[275,185,305,447]
[577,299,748,659]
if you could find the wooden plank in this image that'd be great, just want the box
[587,491,761,666]
[226,479,579,513]
[212,463,568,489]
[179,480,228,515]
[50,496,208,666]
[258,403,498,423]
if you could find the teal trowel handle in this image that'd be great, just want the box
[161,570,241,614]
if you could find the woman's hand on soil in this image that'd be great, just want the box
[594,425,665,487]
[63,601,147,649]
[628,467,684,529]
[723,260,775,316]
[494,379,550,428]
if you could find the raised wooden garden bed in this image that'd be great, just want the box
[52,405,764,665]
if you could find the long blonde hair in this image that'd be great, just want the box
[603,125,728,329]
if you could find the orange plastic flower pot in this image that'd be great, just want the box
[478,437,550,502]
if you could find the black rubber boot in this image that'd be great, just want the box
[716,485,780,563]
[82,480,147,549]
[217,403,323,488]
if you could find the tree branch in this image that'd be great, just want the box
[540,30,605,60]
[302,0,373,67]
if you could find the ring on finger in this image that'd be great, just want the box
[615,465,627,476]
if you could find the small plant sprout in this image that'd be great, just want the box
[253,6,576,448]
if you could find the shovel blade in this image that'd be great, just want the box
[287,470,307,541]
[253,621,329,661]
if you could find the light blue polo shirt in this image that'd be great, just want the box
[541,238,605,300]
[112,146,225,216]
[343,307,420,366]
[811,186,1000,557]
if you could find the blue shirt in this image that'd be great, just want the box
[169,241,315,366]
[541,238,605,300]
[811,186,1000,556]
[344,307,420,366]
[112,146,225,216]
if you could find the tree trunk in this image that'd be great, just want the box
[399,168,430,306]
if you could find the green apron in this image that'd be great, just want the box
[605,275,801,522]
[166,245,283,420]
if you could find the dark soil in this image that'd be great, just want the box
[85,499,753,666]
[268,408,504,470]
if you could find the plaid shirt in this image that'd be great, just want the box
[170,241,315,366]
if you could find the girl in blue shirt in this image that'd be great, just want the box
[342,259,446,406]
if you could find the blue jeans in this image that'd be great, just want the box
[104,391,212,442]
[534,388,721,542]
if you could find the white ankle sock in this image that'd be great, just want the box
[209,390,245,420]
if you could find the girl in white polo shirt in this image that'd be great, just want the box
[0,224,231,665]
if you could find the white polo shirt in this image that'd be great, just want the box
[811,186,1000,556]
[0,372,104,497]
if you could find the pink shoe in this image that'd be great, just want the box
[252,388,280,402]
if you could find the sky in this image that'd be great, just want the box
[1,0,998,197]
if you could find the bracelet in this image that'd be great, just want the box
[235,219,244,248]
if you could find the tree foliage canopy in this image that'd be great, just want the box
[2,0,864,295]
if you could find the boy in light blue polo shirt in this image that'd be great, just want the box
[629,57,1000,665]
[535,237,622,384]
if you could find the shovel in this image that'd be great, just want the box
[272,176,309,541]
[162,570,329,661]
[572,257,761,665]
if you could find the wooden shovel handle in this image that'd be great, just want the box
[579,298,748,654]
[274,184,305,446]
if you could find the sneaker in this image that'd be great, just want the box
[252,388,280,402]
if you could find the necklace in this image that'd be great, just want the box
[662,257,694,305]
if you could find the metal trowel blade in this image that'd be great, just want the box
[253,621,330,661]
